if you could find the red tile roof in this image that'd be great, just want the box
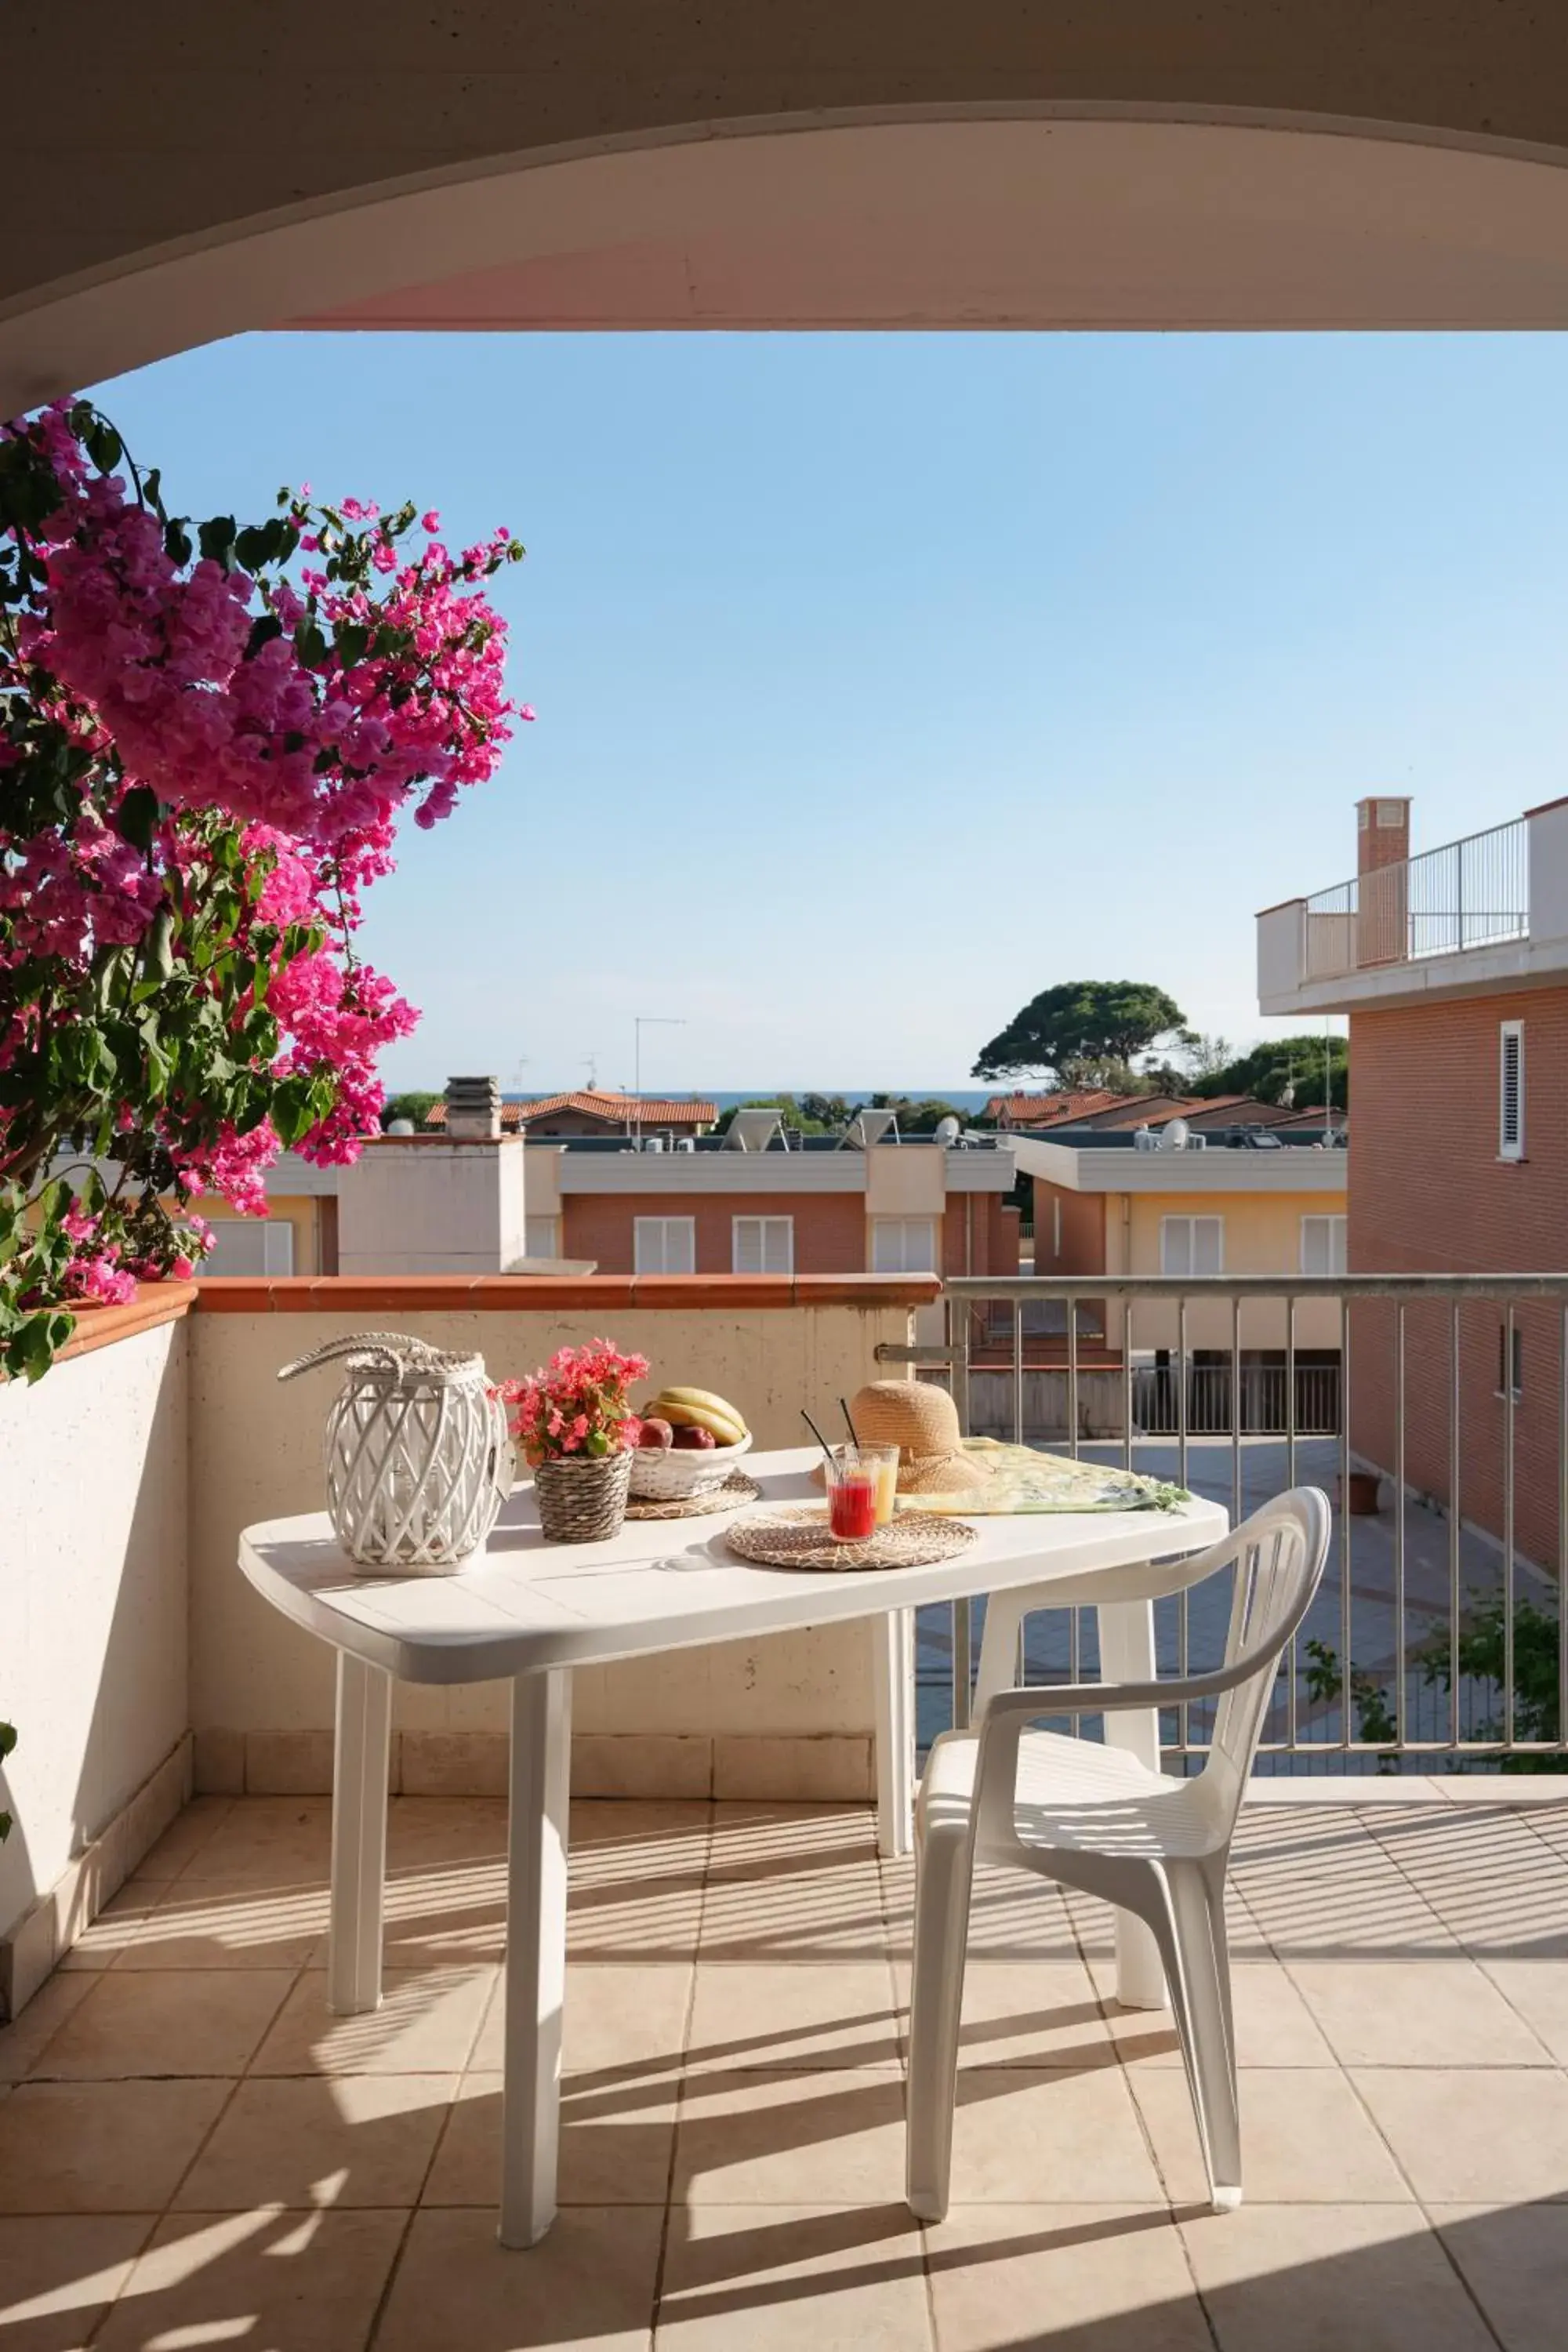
[985,1090,1123,1127]
[423,1091,717,1131]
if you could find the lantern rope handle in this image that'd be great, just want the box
[276,1330,480,1384]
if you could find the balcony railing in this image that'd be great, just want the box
[883,1273,1568,1773]
[1302,817,1528,980]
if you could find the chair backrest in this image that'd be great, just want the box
[1198,1486,1331,1829]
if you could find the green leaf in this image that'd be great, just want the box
[163,519,193,566]
[294,620,328,668]
[114,786,159,854]
[84,419,123,473]
[245,613,285,658]
[197,514,238,567]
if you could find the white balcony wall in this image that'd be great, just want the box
[0,1312,189,1976]
[186,1296,918,1800]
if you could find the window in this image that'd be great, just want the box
[1160,1215,1223,1278]
[524,1215,560,1260]
[732,1216,793,1276]
[1300,1215,1348,1278]
[1498,1323,1525,1401]
[202,1218,294,1276]
[633,1217,695,1276]
[1500,1021,1525,1160]
[870,1216,938,1275]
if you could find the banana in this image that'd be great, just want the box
[651,1388,748,1443]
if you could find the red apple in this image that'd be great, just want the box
[672,1423,717,1450]
[637,1417,675,1450]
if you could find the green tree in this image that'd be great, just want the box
[972,982,1187,1085]
[381,1091,444,1130]
[712,1095,833,1137]
[868,1094,969,1134]
[1189,1035,1348,1110]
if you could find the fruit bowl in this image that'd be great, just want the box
[628,1428,753,1502]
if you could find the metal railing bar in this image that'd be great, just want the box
[1450,1298,1462,1753]
[939,1273,1568,1303]
[1395,1301,1407,1748]
[1339,1293,1353,1752]
[1504,1301,1516,1749]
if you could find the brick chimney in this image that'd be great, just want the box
[444,1073,502,1141]
[1356,797,1411,967]
[1357,796,1410,876]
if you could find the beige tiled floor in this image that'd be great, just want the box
[2,1793,1568,2347]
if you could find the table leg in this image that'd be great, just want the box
[873,1607,916,1859]
[328,1652,392,2017]
[1097,1597,1170,2011]
[499,1667,572,2249]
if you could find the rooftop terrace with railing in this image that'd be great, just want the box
[1258,794,1568,1015]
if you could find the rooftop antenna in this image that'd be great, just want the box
[583,1051,602,1090]
[633,1015,684,1144]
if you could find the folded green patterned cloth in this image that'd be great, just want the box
[907,1439,1189,1516]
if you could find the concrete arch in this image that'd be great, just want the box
[9,3,1568,405]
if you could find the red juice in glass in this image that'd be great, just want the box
[826,1448,879,1541]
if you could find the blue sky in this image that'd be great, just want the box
[88,331,1568,1094]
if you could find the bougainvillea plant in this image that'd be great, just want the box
[0,397,528,1378]
[499,1343,649,1465]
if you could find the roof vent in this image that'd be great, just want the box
[445,1074,501,1141]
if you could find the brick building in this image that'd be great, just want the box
[1258,792,1568,1575]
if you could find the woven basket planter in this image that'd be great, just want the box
[533,1450,633,1544]
[278,1330,514,1574]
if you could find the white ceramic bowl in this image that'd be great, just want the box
[627,1429,753,1501]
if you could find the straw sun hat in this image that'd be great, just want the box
[841,1380,991,1494]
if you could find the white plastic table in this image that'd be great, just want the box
[240,1447,1226,2245]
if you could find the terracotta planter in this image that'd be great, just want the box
[533,1450,633,1544]
[1337,1470,1381,1517]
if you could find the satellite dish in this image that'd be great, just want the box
[386,1119,415,1136]
[1160,1119,1190,1152]
[935,1116,961,1145]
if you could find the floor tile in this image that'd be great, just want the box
[659,2203,931,2350]
[178,1797,332,1889]
[895,1959,1120,2071]
[307,1864,509,1972]
[93,2206,405,2352]
[1479,1959,1568,2064]
[1091,1959,1334,2071]
[689,1962,898,2071]
[0,2214,151,2350]
[379,2205,663,2350]
[252,1965,492,2075]
[926,2205,1210,2352]
[705,1804,877,1864]
[1130,2067,1413,2204]
[0,2078,230,2212]
[946,2070,1166,2205]
[426,2071,679,2206]
[121,1878,325,1970]
[27,1969,296,2080]
[1179,2202,1497,2352]
[132,1796,234,1881]
[568,1849,706,1958]
[472,1961,692,2077]
[173,2074,453,2211]
[1288,1958,1553,2066]
[1431,2200,1568,2352]
[1352,2067,1568,2203]
[55,1885,169,1973]
[674,2070,907,2205]
[0,1974,95,2084]
[700,1862,888,1961]
[387,1796,510,1871]
[880,1859,1082,1962]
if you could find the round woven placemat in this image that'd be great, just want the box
[625,1471,761,1522]
[725,1504,976,1573]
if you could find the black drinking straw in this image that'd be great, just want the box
[801,1409,837,1468]
[839,1395,862,1447]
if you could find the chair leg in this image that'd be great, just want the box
[1165,1859,1243,2212]
[905,1821,975,2223]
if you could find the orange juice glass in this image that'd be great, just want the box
[862,1443,899,1526]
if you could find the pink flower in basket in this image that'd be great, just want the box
[498,1341,648,1470]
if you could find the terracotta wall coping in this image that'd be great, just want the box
[1524,793,1568,819]
[1254,896,1307,916]
[54,1279,198,1364]
[191,1272,944,1314]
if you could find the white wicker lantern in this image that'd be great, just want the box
[278,1331,514,1574]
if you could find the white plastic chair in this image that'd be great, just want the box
[905,1487,1331,2221]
